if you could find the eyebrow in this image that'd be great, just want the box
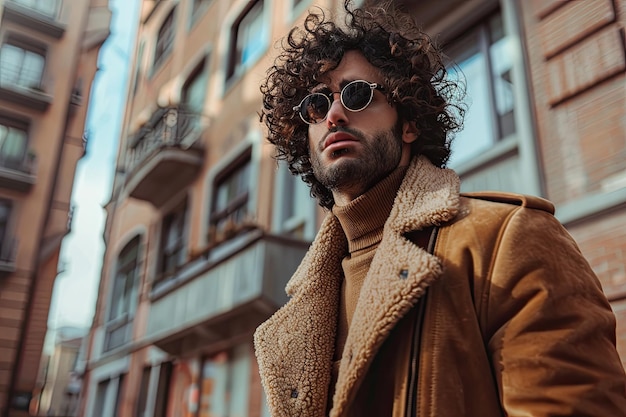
[310,79,359,93]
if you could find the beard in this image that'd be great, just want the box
[310,120,404,197]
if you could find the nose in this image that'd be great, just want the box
[325,93,349,128]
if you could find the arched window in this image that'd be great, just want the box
[105,235,141,351]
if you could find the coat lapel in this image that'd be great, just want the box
[255,157,460,417]
[254,214,347,417]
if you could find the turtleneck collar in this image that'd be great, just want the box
[332,165,408,253]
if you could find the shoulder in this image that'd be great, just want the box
[460,191,555,215]
[441,191,561,248]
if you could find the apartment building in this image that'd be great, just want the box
[80,0,626,416]
[34,328,86,417]
[0,0,111,416]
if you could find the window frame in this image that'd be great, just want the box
[272,161,317,241]
[103,235,142,352]
[0,37,47,90]
[208,147,253,244]
[9,0,60,18]
[0,199,13,262]
[188,0,212,28]
[0,116,30,171]
[225,0,268,84]
[199,345,251,416]
[286,0,311,22]
[153,7,176,70]
[409,0,541,197]
[181,58,208,116]
[444,11,516,168]
[155,198,188,286]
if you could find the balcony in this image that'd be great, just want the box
[0,152,37,192]
[3,0,66,38]
[124,107,204,207]
[144,231,308,355]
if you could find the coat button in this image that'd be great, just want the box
[291,389,298,398]
[399,269,409,279]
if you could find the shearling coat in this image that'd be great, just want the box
[254,156,626,417]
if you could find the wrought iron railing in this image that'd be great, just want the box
[125,106,200,174]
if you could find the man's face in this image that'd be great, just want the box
[306,50,416,205]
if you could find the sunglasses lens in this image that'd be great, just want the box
[342,81,373,111]
[300,93,330,124]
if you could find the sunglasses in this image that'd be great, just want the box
[293,80,385,125]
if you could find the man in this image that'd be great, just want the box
[254,2,626,416]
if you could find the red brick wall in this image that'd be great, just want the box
[521,0,626,365]
[523,0,626,205]
[569,210,626,360]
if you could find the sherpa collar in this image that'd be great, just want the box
[254,156,460,417]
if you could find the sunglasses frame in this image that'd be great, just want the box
[292,80,385,125]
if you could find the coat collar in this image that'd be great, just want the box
[254,156,460,417]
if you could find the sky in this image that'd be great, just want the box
[46,0,140,337]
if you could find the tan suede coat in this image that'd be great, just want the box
[254,156,626,417]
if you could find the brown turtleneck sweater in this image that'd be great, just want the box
[327,165,408,409]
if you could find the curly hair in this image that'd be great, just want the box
[260,0,465,209]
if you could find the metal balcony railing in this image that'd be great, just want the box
[126,106,200,174]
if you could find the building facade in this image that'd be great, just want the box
[80,0,626,416]
[0,0,111,416]
[34,328,86,417]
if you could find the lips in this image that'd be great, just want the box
[323,132,359,151]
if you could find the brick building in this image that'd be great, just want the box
[0,0,111,416]
[403,0,626,357]
[79,0,625,416]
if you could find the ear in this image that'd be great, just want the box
[401,121,419,144]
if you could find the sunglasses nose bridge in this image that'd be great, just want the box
[325,93,350,126]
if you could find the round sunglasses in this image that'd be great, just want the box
[292,80,385,125]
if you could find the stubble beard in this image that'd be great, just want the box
[310,122,404,197]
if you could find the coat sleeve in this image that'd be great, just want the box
[483,207,626,416]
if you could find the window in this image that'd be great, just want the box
[9,0,59,17]
[92,380,109,417]
[132,41,145,97]
[226,0,268,81]
[0,201,11,262]
[135,367,151,417]
[209,150,252,243]
[273,162,316,240]
[113,374,126,417]
[446,12,515,166]
[199,346,250,417]
[181,59,208,130]
[227,344,251,416]
[104,236,141,351]
[157,199,188,284]
[108,237,140,321]
[154,362,173,417]
[291,0,307,11]
[287,0,311,22]
[0,40,46,90]
[154,8,176,68]
[0,118,28,171]
[190,0,211,24]
[92,376,126,417]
